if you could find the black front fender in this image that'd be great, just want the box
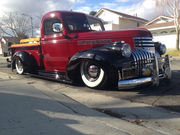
[12,51,37,70]
[66,47,132,80]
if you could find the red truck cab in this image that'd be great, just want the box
[9,11,171,89]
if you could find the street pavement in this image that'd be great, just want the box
[0,72,165,135]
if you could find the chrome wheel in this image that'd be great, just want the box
[86,64,100,81]
[15,58,24,74]
[80,61,105,88]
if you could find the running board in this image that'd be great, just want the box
[25,71,72,84]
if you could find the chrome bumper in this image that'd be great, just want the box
[118,55,171,89]
[118,77,152,89]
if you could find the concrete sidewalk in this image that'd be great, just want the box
[0,72,166,135]
[58,86,180,135]
[172,56,180,60]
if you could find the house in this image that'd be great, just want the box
[95,8,148,30]
[140,15,179,50]
[0,37,16,56]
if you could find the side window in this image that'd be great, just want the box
[43,18,62,35]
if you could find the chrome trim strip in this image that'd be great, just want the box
[135,40,153,42]
[134,37,153,39]
[118,77,152,89]
[139,49,146,64]
[146,51,151,63]
[137,49,143,69]
[138,44,154,46]
[135,45,154,47]
[134,50,141,71]
[134,37,154,47]
[138,49,144,62]
[132,51,137,65]
[131,49,155,77]
[132,49,154,66]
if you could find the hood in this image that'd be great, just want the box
[78,28,152,39]
[76,28,152,49]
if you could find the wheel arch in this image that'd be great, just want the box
[66,50,119,84]
[12,51,37,71]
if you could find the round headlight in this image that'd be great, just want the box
[160,44,166,55]
[121,44,132,57]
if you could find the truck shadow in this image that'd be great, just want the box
[125,70,180,94]
[104,70,180,112]
[72,70,180,113]
[28,69,180,97]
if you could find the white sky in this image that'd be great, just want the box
[0,0,164,20]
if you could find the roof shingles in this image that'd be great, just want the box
[140,18,180,29]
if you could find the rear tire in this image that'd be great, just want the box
[80,61,108,89]
[15,57,24,75]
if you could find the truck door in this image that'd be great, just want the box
[41,18,69,72]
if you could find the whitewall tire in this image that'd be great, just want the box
[15,57,24,75]
[80,61,106,88]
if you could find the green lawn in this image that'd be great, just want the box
[165,50,180,56]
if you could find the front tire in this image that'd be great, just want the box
[15,57,24,75]
[80,61,108,89]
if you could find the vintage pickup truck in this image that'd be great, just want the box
[9,10,171,89]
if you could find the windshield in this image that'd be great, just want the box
[64,14,105,33]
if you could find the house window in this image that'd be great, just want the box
[160,31,168,34]
[137,22,140,27]
[103,21,112,25]
[170,30,176,33]
[152,32,157,35]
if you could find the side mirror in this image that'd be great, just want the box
[52,23,63,33]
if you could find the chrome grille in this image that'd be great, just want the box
[134,37,154,47]
[121,49,154,80]
[132,48,154,66]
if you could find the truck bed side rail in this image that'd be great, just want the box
[10,37,40,48]
[20,37,40,44]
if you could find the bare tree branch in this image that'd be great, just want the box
[0,26,14,37]
[0,12,40,43]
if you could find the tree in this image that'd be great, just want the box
[0,12,33,43]
[155,0,180,50]
[89,11,97,16]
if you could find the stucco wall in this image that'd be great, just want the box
[150,28,178,50]
[119,18,143,29]
[98,10,119,24]
[104,24,112,31]
[112,24,120,30]
[153,34,177,49]
[98,10,145,31]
